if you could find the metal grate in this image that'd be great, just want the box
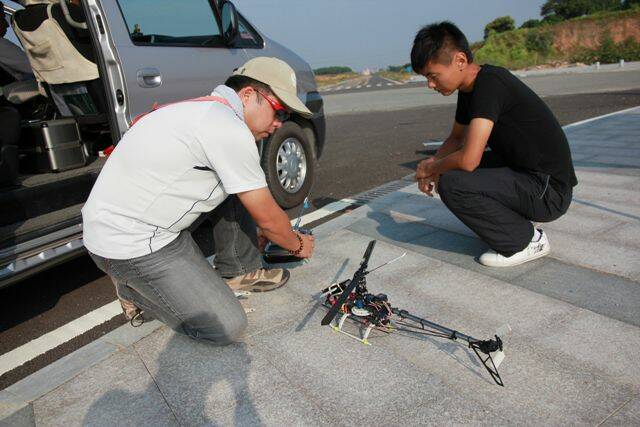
[351,179,413,205]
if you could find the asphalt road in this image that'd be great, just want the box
[322,67,640,115]
[321,74,404,94]
[1,87,639,390]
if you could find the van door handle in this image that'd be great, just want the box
[136,68,162,88]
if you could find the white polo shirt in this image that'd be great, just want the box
[82,85,267,259]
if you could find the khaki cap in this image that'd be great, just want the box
[233,57,312,118]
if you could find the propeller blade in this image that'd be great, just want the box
[360,240,376,269]
[320,279,354,325]
[321,240,376,326]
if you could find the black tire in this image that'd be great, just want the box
[261,121,315,209]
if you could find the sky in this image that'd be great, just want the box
[233,0,547,71]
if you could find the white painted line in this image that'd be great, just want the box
[380,76,404,85]
[356,85,362,89]
[562,105,640,129]
[423,140,443,147]
[345,86,352,90]
[366,84,371,88]
[0,301,122,376]
[376,83,382,87]
[296,198,359,227]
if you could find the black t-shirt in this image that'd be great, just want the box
[455,64,577,193]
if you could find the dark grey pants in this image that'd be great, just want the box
[89,195,263,345]
[438,152,573,257]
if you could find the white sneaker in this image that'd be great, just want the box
[479,229,550,267]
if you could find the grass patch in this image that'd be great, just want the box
[377,71,413,83]
[315,72,360,89]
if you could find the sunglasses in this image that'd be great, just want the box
[256,90,289,122]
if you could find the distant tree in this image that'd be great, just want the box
[622,0,640,8]
[525,31,554,55]
[541,14,565,25]
[520,19,541,29]
[484,16,515,39]
[540,0,622,21]
[314,66,353,75]
[387,63,411,72]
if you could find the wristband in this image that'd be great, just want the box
[288,232,304,255]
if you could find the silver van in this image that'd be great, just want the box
[0,0,325,288]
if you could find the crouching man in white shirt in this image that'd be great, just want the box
[82,57,315,345]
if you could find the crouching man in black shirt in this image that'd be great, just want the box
[411,22,577,267]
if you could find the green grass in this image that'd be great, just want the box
[474,29,556,69]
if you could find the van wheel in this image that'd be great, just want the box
[261,121,315,209]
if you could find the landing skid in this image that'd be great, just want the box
[331,312,376,345]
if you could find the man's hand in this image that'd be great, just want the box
[238,187,316,258]
[295,232,315,259]
[256,227,268,253]
[415,156,436,180]
[418,174,439,197]
[416,157,439,197]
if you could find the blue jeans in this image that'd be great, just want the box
[89,196,263,345]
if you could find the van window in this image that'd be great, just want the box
[236,15,262,49]
[117,0,223,47]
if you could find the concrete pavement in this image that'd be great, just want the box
[1,107,639,426]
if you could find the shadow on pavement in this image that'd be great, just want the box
[84,333,261,426]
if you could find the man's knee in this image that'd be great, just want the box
[182,309,248,346]
[438,170,466,202]
[215,311,248,345]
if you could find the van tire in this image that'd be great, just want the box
[261,121,315,209]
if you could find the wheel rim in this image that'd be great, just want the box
[276,137,307,194]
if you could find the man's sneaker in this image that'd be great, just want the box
[224,268,290,292]
[479,229,550,267]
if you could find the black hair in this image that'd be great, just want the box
[224,74,271,94]
[410,21,473,73]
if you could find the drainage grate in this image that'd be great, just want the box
[351,179,413,205]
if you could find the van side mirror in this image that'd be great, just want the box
[220,1,239,46]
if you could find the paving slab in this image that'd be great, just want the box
[543,203,627,237]
[132,328,334,426]
[250,315,509,425]
[2,339,118,404]
[571,146,640,158]
[602,397,640,425]
[599,221,640,249]
[0,403,33,427]
[32,348,177,427]
[514,260,640,327]
[549,229,640,280]
[573,183,640,213]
